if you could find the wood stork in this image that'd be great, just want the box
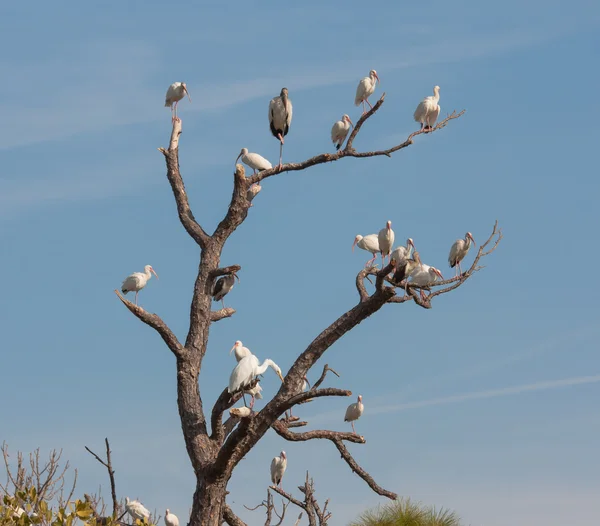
[414,85,440,131]
[377,221,395,265]
[448,232,476,277]
[270,451,287,488]
[390,238,415,281]
[268,87,293,169]
[165,82,191,121]
[352,234,380,267]
[355,70,380,114]
[331,114,354,150]
[409,262,444,300]
[212,272,239,308]
[230,340,252,362]
[344,395,364,434]
[121,265,158,305]
[228,354,284,408]
[246,183,262,207]
[235,148,272,174]
[165,509,179,526]
[125,497,150,522]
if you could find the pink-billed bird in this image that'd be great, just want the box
[448,231,476,277]
[121,265,159,305]
[414,85,440,131]
[165,82,191,121]
[355,70,380,114]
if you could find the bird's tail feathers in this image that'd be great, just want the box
[122,288,129,294]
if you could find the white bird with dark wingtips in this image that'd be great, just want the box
[270,451,287,488]
[352,234,380,267]
[414,85,441,131]
[236,148,272,174]
[228,354,284,408]
[230,340,252,362]
[121,265,158,305]
[165,509,179,526]
[331,114,354,150]
[246,183,262,207]
[125,497,150,522]
[344,395,364,434]
[268,87,293,169]
[408,261,444,300]
[212,272,239,308]
[448,232,476,277]
[355,70,380,114]
[165,82,191,121]
[378,221,395,266]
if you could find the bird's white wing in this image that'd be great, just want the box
[362,234,380,252]
[331,121,343,143]
[286,99,293,128]
[414,100,427,123]
[246,152,272,170]
[448,239,462,267]
[344,403,356,421]
[428,104,441,126]
[165,83,178,106]
[355,77,368,105]
[270,457,278,482]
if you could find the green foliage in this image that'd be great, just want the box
[350,497,462,526]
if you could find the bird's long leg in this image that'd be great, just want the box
[135,291,138,305]
[242,393,248,408]
[277,141,283,170]
[249,395,255,410]
[221,299,225,309]
[351,421,356,434]
[366,98,373,110]
[458,261,463,277]
[362,100,367,115]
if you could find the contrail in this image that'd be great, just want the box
[369,374,600,415]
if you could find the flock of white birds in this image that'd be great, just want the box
[115,71,461,517]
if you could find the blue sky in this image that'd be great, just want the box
[1,1,599,525]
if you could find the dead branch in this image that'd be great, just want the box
[310,365,340,391]
[84,438,118,519]
[244,489,289,526]
[223,504,248,526]
[211,308,236,322]
[114,290,185,358]
[270,472,331,525]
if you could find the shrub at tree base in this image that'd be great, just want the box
[350,497,462,526]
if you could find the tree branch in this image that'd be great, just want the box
[114,290,185,359]
[157,119,210,248]
[211,308,236,321]
[311,364,340,390]
[84,439,118,519]
[223,504,247,526]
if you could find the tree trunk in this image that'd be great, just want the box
[189,478,228,526]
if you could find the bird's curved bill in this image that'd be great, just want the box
[277,371,284,382]
[375,73,381,84]
[234,273,241,283]
[229,345,236,355]
[351,240,357,252]
[151,269,159,280]
[235,153,242,163]
[184,87,192,102]
[349,118,355,128]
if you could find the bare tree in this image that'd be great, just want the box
[114,93,500,526]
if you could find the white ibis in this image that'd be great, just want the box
[270,451,287,488]
[235,148,272,174]
[245,381,263,401]
[165,82,191,121]
[121,265,158,305]
[352,234,380,267]
[414,85,441,131]
[228,354,284,408]
[125,497,150,522]
[246,183,262,207]
[344,395,364,434]
[355,70,380,115]
[230,340,252,362]
[331,114,354,150]
[165,509,179,526]
[212,272,239,308]
[268,87,293,169]
[377,221,395,266]
[408,259,444,300]
[448,232,476,277]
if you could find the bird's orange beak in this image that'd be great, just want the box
[352,239,357,252]
[184,86,192,102]
[151,269,159,280]
[375,73,380,84]
[230,344,236,355]
[348,118,355,127]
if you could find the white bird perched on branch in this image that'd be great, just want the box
[121,265,158,305]
[355,70,380,115]
[268,87,293,169]
[228,354,284,408]
[390,238,416,282]
[409,262,444,300]
[246,183,262,207]
[448,232,476,277]
[165,82,191,121]
[378,221,395,266]
[331,114,354,150]
[245,381,263,401]
[125,497,150,522]
[270,451,287,488]
[235,148,272,174]
[352,234,380,267]
[230,340,252,362]
[414,85,440,131]
[212,272,239,308]
[165,509,179,526]
[344,395,364,434]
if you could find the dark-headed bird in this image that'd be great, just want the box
[268,88,293,169]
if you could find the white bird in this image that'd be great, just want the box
[246,183,262,207]
[390,238,415,269]
[287,376,311,419]
[228,354,284,408]
[212,272,239,308]
[165,82,191,121]
[378,221,395,266]
[235,148,272,174]
[165,509,179,526]
[268,87,293,169]
[355,70,380,115]
[331,114,354,150]
[414,85,441,132]
[270,451,287,488]
[245,381,263,401]
[408,261,444,300]
[121,265,159,305]
[352,234,380,267]
[125,497,150,522]
[448,232,476,277]
[344,395,364,434]
[230,340,252,362]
